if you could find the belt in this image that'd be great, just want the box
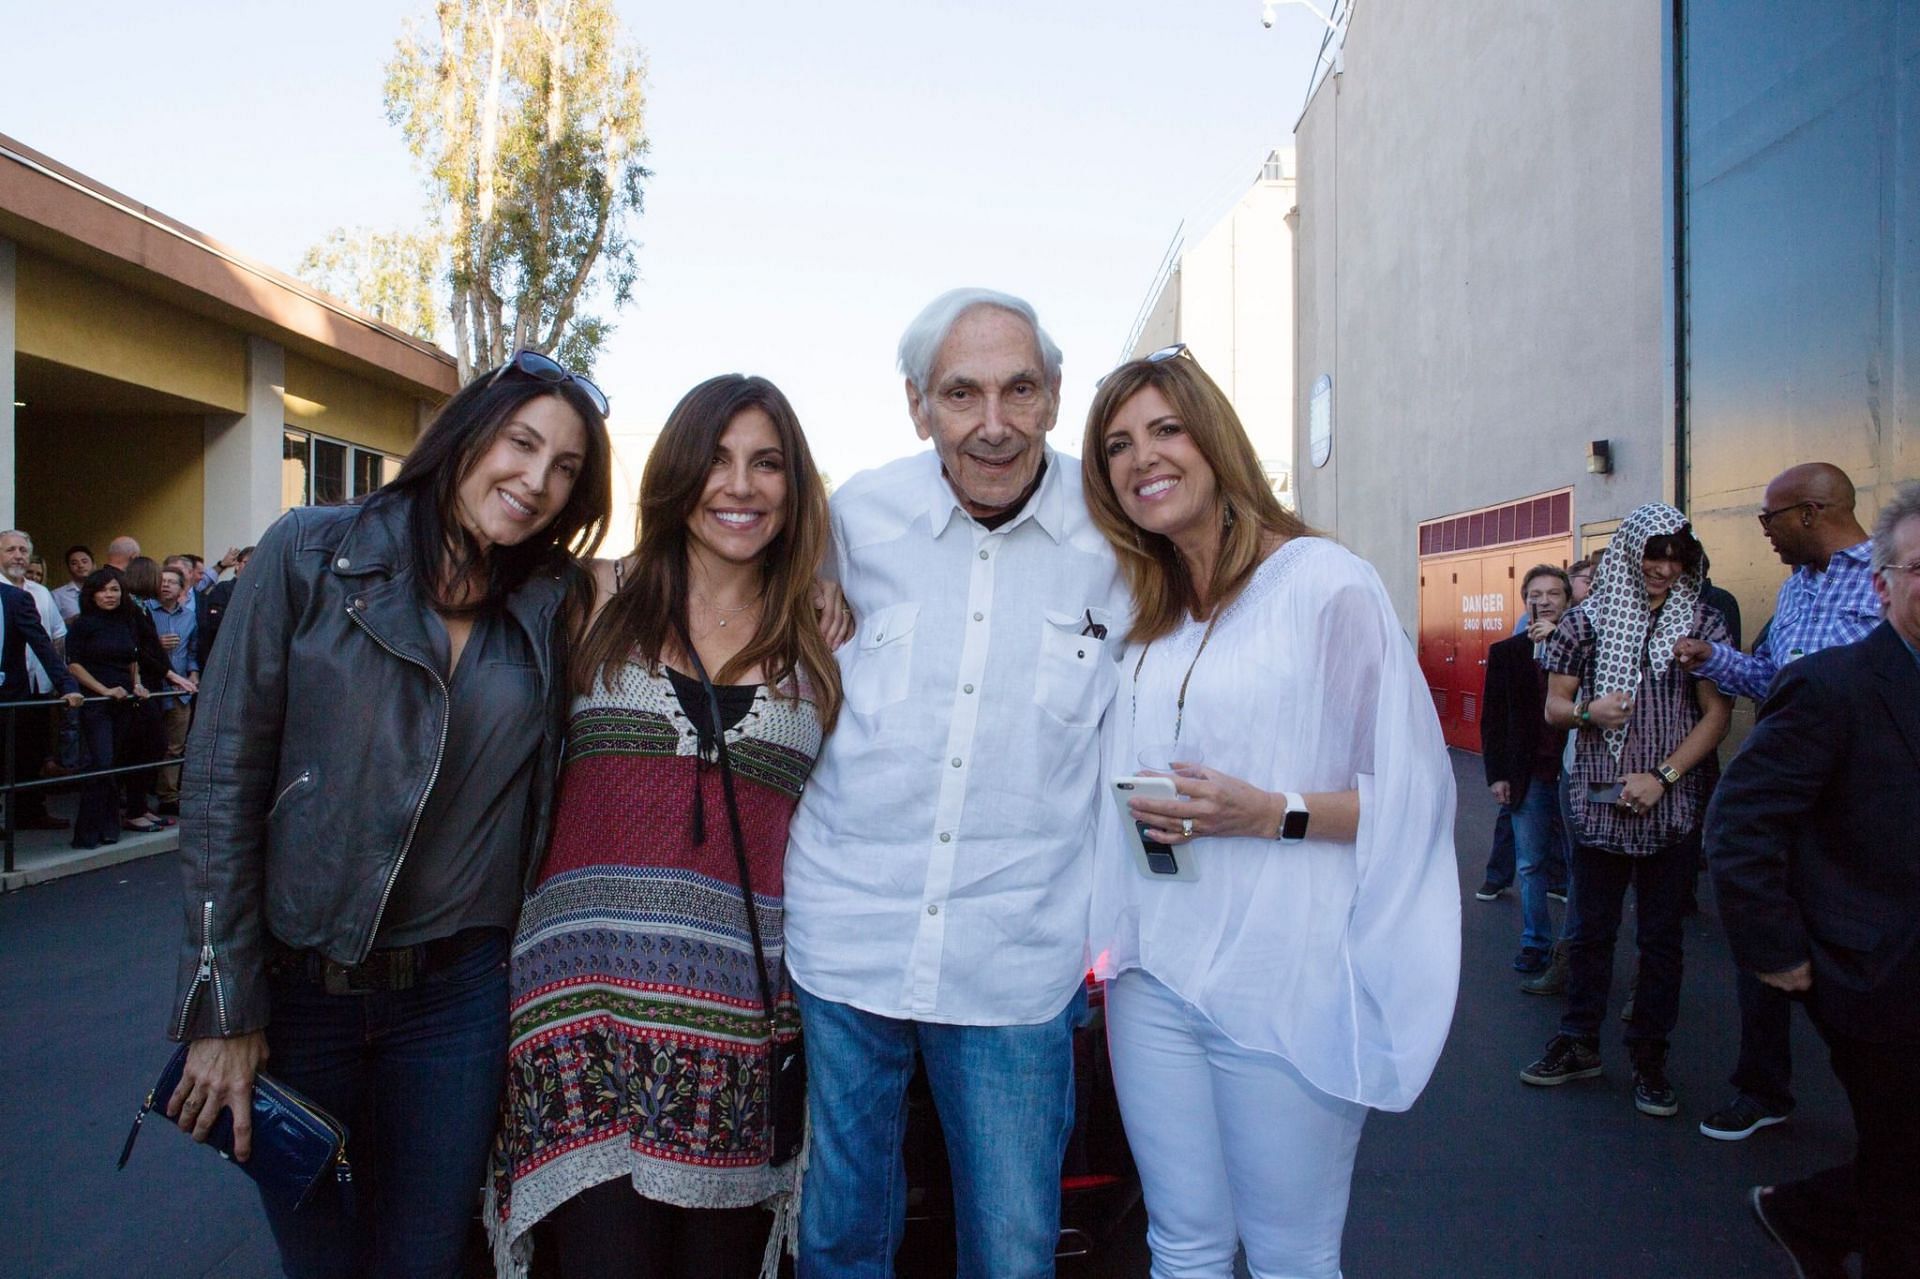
[269,926,503,995]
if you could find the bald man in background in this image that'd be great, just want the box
[104,536,140,571]
[1675,462,1883,1143]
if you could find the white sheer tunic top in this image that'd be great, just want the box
[1091,537,1460,1112]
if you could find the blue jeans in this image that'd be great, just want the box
[1508,780,1562,952]
[258,931,510,1279]
[794,980,1084,1279]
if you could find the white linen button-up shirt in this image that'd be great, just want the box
[20,579,66,693]
[785,447,1128,1025]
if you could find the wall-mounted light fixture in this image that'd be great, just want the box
[1586,439,1613,475]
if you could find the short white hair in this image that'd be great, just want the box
[1871,482,1920,572]
[896,288,1063,397]
[0,530,31,551]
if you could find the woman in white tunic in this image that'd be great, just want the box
[1080,349,1460,1278]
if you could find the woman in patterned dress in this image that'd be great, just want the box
[488,374,843,1279]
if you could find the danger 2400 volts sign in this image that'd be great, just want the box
[1460,592,1509,632]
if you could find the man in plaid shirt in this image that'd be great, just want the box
[1674,462,1878,1143]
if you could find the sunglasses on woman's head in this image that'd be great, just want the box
[1097,342,1192,389]
[487,349,610,417]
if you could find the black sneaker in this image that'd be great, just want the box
[1475,880,1510,902]
[1520,1035,1602,1086]
[1749,1186,1849,1279]
[1633,1060,1679,1116]
[1512,946,1550,974]
[1700,1096,1792,1141]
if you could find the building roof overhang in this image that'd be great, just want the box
[0,131,459,401]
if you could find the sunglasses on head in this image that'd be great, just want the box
[1096,342,1192,389]
[487,349,610,417]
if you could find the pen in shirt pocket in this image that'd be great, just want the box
[1079,609,1107,640]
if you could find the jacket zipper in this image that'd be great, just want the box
[173,899,229,1039]
[346,605,450,961]
[267,770,311,820]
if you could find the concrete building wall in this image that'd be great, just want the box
[1179,170,1297,489]
[1292,1,1670,629]
[283,350,425,458]
[13,251,246,414]
[1130,153,1298,498]
[18,412,205,565]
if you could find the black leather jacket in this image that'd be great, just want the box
[169,496,575,1041]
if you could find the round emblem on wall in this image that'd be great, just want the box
[1309,374,1333,468]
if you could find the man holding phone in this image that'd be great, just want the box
[1481,566,1574,975]
[1518,505,1733,1119]
[782,288,1128,1277]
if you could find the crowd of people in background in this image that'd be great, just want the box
[1480,464,1920,1275]
[55,292,1900,1279]
[0,533,252,849]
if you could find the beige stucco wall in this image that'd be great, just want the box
[19,412,206,565]
[283,350,425,457]
[13,251,246,413]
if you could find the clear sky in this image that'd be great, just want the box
[2,0,1324,539]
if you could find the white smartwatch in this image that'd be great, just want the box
[1275,791,1310,842]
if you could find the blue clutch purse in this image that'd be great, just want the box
[117,1043,351,1209]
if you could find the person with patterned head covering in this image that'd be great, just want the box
[1517,502,1734,1119]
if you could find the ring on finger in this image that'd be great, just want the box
[1181,817,1195,838]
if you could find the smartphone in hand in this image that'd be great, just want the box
[1112,775,1199,882]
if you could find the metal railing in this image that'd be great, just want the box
[3,689,193,874]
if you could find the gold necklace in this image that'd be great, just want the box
[694,590,762,629]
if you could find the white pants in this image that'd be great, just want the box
[1105,970,1368,1279]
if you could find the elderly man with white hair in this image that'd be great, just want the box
[0,529,76,828]
[784,288,1129,1277]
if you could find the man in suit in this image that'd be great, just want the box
[194,545,251,672]
[1707,481,1920,1278]
[0,578,85,821]
[1482,564,1575,974]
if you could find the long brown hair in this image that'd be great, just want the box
[1080,355,1315,643]
[574,375,842,729]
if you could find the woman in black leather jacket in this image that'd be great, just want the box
[163,352,612,1279]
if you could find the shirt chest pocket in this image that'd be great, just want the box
[1035,608,1113,727]
[844,601,919,714]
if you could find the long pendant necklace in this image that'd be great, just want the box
[1130,609,1223,747]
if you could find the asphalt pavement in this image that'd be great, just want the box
[2,750,1845,1277]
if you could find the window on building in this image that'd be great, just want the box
[312,438,348,505]
[352,449,387,499]
[282,430,310,513]
[281,430,404,510]
[1263,149,1289,182]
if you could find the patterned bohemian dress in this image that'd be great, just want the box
[486,657,821,1277]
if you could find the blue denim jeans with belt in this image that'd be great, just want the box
[257,930,510,1279]
[794,979,1085,1279]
